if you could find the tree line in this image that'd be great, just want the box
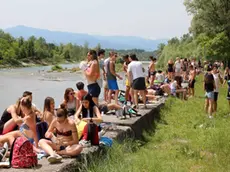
[157,0,230,68]
[0,30,155,68]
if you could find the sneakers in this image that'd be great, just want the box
[47,153,62,163]
[0,143,8,162]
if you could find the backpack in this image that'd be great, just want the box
[9,137,37,168]
[82,120,99,145]
[36,121,48,141]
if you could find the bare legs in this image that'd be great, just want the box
[38,139,83,157]
[2,118,17,135]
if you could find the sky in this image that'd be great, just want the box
[0,0,192,39]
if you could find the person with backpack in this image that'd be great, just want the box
[0,96,39,151]
[38,107,83,163]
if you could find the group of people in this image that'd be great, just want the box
[0,49,152,165]
[1,47,227,166]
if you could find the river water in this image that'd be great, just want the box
[0,62,149,112]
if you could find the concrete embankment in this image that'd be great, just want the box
[5,98,165,172]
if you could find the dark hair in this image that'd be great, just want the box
[76,82,84,90]
[43,97,54,113]
[22,91,32,97]
[56,108,68,118]
[149,56,156,61]
[207,67,212,72]
[20,96,32,109]
[157,70,162,73]
[81,94,95,118]
[129,54,139,61]
[98,49,105,56]
[88,49,98,61]
[123,54,129,60]
[64,88,74,102]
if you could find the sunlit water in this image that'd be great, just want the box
[0,62,149,114]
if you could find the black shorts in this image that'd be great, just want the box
[214,92,219,102]
[132,77,146,90]
[98,105,109,114]
[168,68,174,73]
[189,79,196,88]
[150,71,156,76]
[87,83,101,98]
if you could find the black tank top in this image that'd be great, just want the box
[168,63,173,69]
[0,109,18,134]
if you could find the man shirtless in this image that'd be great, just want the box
[188,65,196,97]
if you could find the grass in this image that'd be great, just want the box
[84,75,230,172]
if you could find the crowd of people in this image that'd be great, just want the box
[0,48,228,166]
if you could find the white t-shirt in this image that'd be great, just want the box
[104,58,110,74]
[155,73,165,83]
[213,73,220,92]
[127,61,144,80]
[175,61,181,69]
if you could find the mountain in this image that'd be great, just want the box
[4,25,168,51]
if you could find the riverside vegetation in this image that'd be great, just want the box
[155,0,230,68]
[85,75,230,172]
[0,30,155,68]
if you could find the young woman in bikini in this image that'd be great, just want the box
[39,107,83,163]
[84,50,101,105]
[0,97,39,149]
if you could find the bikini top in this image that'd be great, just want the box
[55,128,72,137]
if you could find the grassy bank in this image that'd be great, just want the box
[86,75,230,172]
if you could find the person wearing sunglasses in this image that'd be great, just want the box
[38,107,83,163]
[61,88,77,117]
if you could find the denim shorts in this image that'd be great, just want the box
[205,91,214,100]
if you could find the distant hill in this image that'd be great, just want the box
[4,25,167,51]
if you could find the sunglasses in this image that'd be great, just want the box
[69,92,75,95]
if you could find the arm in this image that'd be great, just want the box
[219,74,223,84]
[85,62,98,77]
[75,104,82,119]
[9,106,24,125]
[82,106,102,123]
[45,119,56,139]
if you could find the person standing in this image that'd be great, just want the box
[175,57,181,76]
[123,55,131,103]
[106,52,122,104]
[84,50,100,105]
[128,54,147,109]
[204,67,215,118]
[97,49,106,89]
[148,56,157,87]
[188,65,196,97]
[212,65,223,112]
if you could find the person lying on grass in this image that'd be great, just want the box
[38,107,83,163]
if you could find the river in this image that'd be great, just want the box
[0,62,149,113]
